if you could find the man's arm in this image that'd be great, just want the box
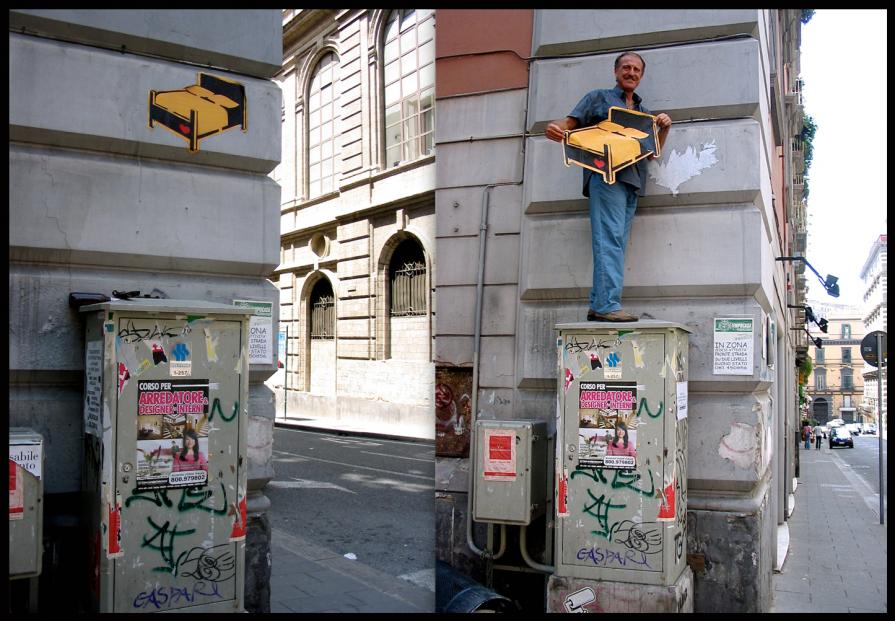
[545,116,579,143]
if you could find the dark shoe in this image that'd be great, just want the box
[587,309,639,322]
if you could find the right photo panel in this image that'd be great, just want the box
[434,9,816,614]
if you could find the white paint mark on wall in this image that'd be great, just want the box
[718,422,758,469]
[649,141,718,196]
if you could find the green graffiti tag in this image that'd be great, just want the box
[571,466,656,498]
[125,483,228,515]
[209,398,239,422]
[141,517,197,574]
[178,482,228,515]
[610,467,656,497]
[582,489,626,540]
[637,397,664,419]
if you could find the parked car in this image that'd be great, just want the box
[864,423,878,435]
[819,425,830,439]
[829,426,854,449]
[845,423,861,436]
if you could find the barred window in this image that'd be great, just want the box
[383,9,435,168]
[308,52,340,198]
[310,279,335,339]
[389,239,426,316]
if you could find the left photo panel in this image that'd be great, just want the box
[8,8,435,614]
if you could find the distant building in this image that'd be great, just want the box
[804,303,864,424]
[859,233,887,429]
[270,9,436,438]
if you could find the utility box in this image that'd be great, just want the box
[79,299,253,613]
[9,429,45,579]
[473,420,548,525]
[553,321,690,587]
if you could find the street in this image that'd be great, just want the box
[821,433,887,520]
[267,426,435,587]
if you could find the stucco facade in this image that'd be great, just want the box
[9,9,282,612]
[270,9,436,439]
[803,304,865,424]
[434,9,809,613]
[859,234,887,429]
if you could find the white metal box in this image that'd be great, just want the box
[473,420,548,525]
[9,429,45,579]
[79,299,253,613]
[554,321,690,586]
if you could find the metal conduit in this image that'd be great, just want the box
[466,184,496,561]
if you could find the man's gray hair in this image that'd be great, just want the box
[614,51,645,73]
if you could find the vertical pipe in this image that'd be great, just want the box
[877,332,885,524]
[466,185,495,558]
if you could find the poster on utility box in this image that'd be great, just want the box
[135,379,210,490]
[577,381,638,469]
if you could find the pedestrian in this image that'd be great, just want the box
[802,423,811,450]
[813,423,824,450]
[546,51,672,322]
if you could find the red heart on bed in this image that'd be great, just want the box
[594,159,605,169]
[178,124,191,135]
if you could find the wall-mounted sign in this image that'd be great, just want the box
[149,72,247,152]
[233,300,273,364]
[713,318,754,375]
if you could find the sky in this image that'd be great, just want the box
[800,9,887,309]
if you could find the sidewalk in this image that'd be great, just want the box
[274,414,434,444]
[268,417,436,613]
[270,526,435,613]
[771,443,887,613]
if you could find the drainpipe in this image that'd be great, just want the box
[467,185,504,562]
[519,524,555,573]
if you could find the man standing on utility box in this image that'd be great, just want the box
[546,51,672,322]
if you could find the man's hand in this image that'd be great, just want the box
[655,113,672,130]
[545,117,578,143]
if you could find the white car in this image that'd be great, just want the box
[844,423,861,436]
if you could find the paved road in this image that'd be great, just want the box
[830,434,886,494]
[267,426,435,583]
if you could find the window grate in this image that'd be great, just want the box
[391,261,426,316]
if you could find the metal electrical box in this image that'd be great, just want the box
[473,420,548,525]
[79,299,253,613]
[554,321,690,586]
[9,429,45,579]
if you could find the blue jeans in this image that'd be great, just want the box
[588,176,639,313]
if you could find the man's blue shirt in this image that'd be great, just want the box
[568,85,652,197]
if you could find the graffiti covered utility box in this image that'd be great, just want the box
[554,321,690,587]
[79,299,253,613]
[473,420,548,525]
[9,429,45,579]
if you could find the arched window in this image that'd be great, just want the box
[310,278,335,339]
[383,9,435,168]
[389,238,427,316]
[308,52,340,198]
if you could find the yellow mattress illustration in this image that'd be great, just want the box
[149,73,247,152]
[562,107,659,185]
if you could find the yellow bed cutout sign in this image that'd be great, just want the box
[562,107,660,185]
[149,73,247,152]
